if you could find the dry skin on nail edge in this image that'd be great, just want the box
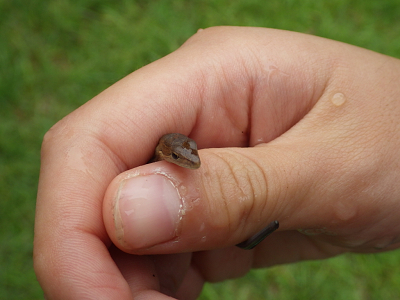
[114,180,125,246]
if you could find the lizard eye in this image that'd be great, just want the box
[171,152,179,160]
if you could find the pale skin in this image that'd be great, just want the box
[34,27,400,299]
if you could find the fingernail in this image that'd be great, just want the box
[114,175,181,249]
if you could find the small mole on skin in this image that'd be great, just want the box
[331,93,346,106]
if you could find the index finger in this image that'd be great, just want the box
[33,41,206,300]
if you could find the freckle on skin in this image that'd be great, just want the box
[331,93,346,106]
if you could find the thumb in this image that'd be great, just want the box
[103,131,325,255]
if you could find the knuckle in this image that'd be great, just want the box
[41,121,64,154]
[41,118,77,159]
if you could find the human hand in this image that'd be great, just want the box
[34,27,400,299]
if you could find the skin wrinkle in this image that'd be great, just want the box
[239,45,259,133]
[232,159,254,236]
[110,103,148,138]
[263,146,310,224]
[228,152,258,234]
[235,149,271,230]
[245,146,279,215]
[156,100,186,134]
[203,46,251,141]
[195,64,243,145]
[66,200,110,248]
[201,151,233,236]
[219,153,240,239]
[91,135,129,177]
[252,159,271,228]
[208,149,257,240]
[245,71,256,144]
[220,83,249,141]
[188,73,207,137]
[251,73,306,144]
[219,148,271,237]
[244,42,267,80]
[244,161,258,228]
[296,51,333,119]
[94,116,145,170]
[243,53,260,144]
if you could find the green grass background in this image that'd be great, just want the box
[1,0,400,299]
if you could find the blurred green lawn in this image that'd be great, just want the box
[1,0,400,299]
